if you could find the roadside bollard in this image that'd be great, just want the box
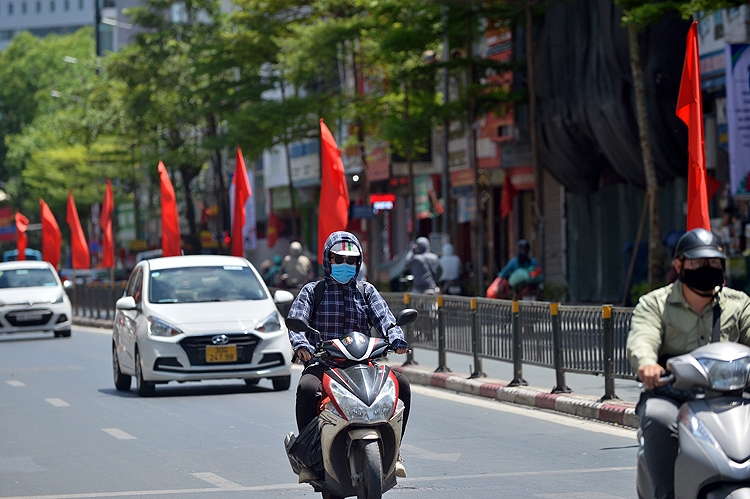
[551,303,571,393]
[470,297,485,378]
[600,304,619,401]
[509,300,527,386]
[402,293,417,366]
[435,295,451,373]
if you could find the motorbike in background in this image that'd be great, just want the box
[284,308,418,499]
[637,342,750,499]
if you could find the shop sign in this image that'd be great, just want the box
[129,239,148,251]
[500,142,532,168]
[368,146,391,182]
[726,44,750,198]
[450,167,475,186]
[351,204,375,219]
[370,193,395,211]
[456,194,476,223]
[414,175,432,219]
[200,230,219,249]
[508,166,535,190]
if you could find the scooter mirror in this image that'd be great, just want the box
[396,308,418,327]
[286,316,311,333]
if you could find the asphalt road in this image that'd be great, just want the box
[1,326,638,499]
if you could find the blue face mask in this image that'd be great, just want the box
[331,263,357,284]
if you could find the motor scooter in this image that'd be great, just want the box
[637,342,750,499]
[284,308,418,499]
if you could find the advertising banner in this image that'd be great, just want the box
[726,44,750,196]
[0,207,14,242]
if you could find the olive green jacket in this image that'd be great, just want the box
[627,281,750,372]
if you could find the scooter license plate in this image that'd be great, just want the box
[205,345,237,363]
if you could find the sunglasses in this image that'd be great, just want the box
[330,254,359,265]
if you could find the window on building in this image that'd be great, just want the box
[8,3,13,14]
[49,0,53,11]
[63,0,68,9]
[36,1,41,12]
[22,1,26,13]
[78,0,82,9]
[714,11,724,39]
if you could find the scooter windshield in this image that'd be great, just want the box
[329,364,392,407]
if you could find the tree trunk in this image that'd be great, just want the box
[178,164,201,255]
[628,24,662,288]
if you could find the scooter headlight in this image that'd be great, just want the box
[679,406,720,450]
[698,357,750,391]
[328,376,397,423]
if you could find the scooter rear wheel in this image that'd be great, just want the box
[357,440,382,499]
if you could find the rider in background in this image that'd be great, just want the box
[626,228,750,499]
[286,231,411,481]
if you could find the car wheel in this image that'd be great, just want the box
[272,376,291,391]
[54,329,71,338]
[244,378,260,386]
[135,350,155,397]
[112,345,132,392]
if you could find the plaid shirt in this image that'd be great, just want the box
[287,231,404,354]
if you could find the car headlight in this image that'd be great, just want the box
[147,316,184,337]
[50,293,64,304]
[698,357,750,391]
[255,312,281,332]
[679,406,720,450]
[328,375,397,423]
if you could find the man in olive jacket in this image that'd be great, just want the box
[626,228,750,499]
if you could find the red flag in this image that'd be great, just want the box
[15,211,29,261]
[267,212,283,249]
[100,179,115,268]
[677,21,710,231]
[66,190,90,270]
[231,147,252,257]
[318,118,350,262]
[158,161,181,257]
[500,173,518,219]
[40,199,62,269]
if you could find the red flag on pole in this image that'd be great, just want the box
[158,161,181,257]
[15,211,29,261]
[318,118,350,262]
[66,190,90,270]
[40,199,62,269]
[231,147,252,257]
[267,212,283,249]
[677,21,710,231]
[500,173,518,219]
[100,179,115,268]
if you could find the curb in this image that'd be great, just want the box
[391,365,638,429]
[73,317,113,329]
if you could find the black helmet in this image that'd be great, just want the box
[517,239,530,255]
[673,228,726,260]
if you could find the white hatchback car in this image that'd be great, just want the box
[112,255,295,396]
[0,260,73,337]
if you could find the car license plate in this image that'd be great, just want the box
[205,345,237,363]
[16,312,43,322]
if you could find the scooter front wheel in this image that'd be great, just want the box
[357,440,382,499]
[321,493,344,499]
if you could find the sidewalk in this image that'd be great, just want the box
[388,348,639,430]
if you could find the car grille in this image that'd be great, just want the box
[5,309,54,327]
[180,333,260,366]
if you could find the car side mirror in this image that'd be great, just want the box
[396,308,418,327]
[116,296,139,311]
[274,289,295,305]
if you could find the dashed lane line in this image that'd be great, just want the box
[0,466,635,498]
[6,380,25,387]
[45,398,70,407]
[101,428,136,440]
[191,473,243,490]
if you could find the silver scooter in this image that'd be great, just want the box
[637,342,750,499]
[284,309,418,499]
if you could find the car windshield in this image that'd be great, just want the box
[0,268,58,288]
[149,265,267,304]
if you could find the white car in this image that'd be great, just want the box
[112,255,296,396]
[0,260,73,337]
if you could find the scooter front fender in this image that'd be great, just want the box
[705,485,750,499]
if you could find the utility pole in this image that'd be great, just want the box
[441,5,451,240]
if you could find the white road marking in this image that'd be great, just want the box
[535,493,627,498]
[45,398,70,407]
[101,428,136,440]
[0,467,635,498]
[191,473,242,489]
[6,380,25,387]
[411,385,636,439]
[400,443,460,462]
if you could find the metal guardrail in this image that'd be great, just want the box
[67,284,636,400]
[382,292,636,401]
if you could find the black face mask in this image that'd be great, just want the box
[681,266,724,294]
